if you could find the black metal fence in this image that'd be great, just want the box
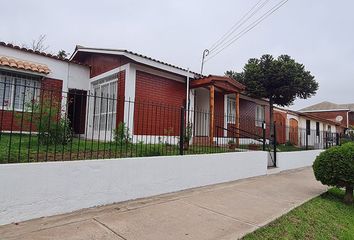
[0,81,342,164]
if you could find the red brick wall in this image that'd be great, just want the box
[349,112,354,127]
[0,78,63,132]
[133,71,186,135]
[238,98,270,138]
[305,111,348,128]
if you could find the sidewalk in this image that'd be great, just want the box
[0,167,326,240]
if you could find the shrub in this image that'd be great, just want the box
[285,140,294,147]
[313,142,354,204]
[113,122,131,145]
[18,97,72,145]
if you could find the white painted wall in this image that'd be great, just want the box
[277,150,323,171]
[0,151,267,225]
[0,46,90,92]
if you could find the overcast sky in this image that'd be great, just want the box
[1,0,353,110]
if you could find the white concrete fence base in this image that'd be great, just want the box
[0,150,322,225]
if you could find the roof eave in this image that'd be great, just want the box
[70,48,197,79]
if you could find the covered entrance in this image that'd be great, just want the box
[190,75,245,145]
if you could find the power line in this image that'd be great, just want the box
[205,0,289,62]
[208,0,271,53]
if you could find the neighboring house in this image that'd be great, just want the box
[274,107,342,148]
[299,101,354,130]
[0,42,90,132]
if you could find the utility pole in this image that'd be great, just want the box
[200,49,209,75]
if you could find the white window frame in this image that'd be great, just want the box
[91,78,118,133]
[0,71,41,112]
[226,96,236,123]
[255,105,265,127]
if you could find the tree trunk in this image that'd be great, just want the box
[344,186,353,204]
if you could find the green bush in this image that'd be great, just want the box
[18,97,72,145]
[113,122,131,145]
[313,142,354,204]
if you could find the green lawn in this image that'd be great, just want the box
[0,133,233,163]
[277,144,306,152]
[242,188,354,240]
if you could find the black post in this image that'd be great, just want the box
[179,107,185,155]
[336,133,340,146]
[306,133,309,150]
[273,122,277,167]
[325,132,328,149]
[262,121,266,151]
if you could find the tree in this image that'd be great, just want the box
[57,50,69,59]
[226,54,318,138]
[22,34,49,52]
[313,142,354,204]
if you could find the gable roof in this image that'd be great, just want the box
[70,45,198,78]
[299,101,352,112]
[190,75,246,93]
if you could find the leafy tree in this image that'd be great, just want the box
[313,142,354,204]
[226,54,318,137]
[57,50,69,59]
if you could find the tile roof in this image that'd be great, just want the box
[0,42,86,66]
[0,55,50,74]
[299,101,352,112]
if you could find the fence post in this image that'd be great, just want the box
[179,107,185,155]
[306,133,309,150]
[336,133,340,146]
[273,122,277,167]
[262,121,266,151]
[325,132,328,149]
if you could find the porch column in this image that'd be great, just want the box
[235,92,240,146]
[209,86,215,145]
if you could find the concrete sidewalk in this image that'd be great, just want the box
[0,167,326,240]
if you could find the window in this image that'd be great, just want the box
[327,125,332,133]
[255,105,265,127]
[92,80,117,132]
[306,120,311,135]
[0,71,40,111]
[226,97,236,123]
[316,122,320,136]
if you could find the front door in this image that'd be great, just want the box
[274,112,286,144]
[194,88,210,136]
[89,81,117,140]
[289,118,299,146]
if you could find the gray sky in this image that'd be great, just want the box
[1,0,353,110]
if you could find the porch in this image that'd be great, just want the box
[190,75,245,146]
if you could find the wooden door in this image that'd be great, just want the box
[274,112,286,144]
[289,118,299,146]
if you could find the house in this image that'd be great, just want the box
[70,46,286,146]
[0,42,342,148]
[299,101,354,131]
[274,107,342,148]
[0,42,90,132]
